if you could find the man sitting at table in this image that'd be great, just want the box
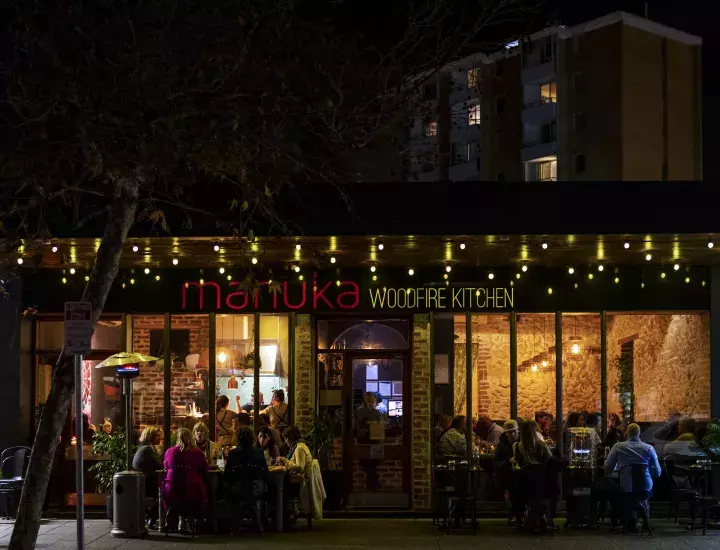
[604,423,661,531]
[438,415,468,459]
[664,417,706,463]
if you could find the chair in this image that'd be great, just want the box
[0,447,31,519]
[432,464,452,526]
[663,457,698,523]
[516,463,551,533]
[443,463,478,535]
[162,465,202,537]
[619,464,652,535]
[226,465,267,534]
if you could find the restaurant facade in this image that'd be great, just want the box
[2,182,720,512]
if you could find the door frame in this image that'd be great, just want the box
[342,349,412,502]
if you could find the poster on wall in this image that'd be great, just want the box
[434,354,449,384]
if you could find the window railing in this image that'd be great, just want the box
[523,97,557,109]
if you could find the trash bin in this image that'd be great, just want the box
[111,471,148,538]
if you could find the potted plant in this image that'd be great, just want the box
[307,410,344,510]
[702,419,720,459]
[89,428,134,521]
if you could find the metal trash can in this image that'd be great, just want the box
[111,471,148,538]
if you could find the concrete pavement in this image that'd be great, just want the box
[3,518,720,549]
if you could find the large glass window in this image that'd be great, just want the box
[130,315,165,438]
[517,313,556,441]
[606,313,711,428]
[259,314,291,422]
[471,315,511,424]
[561,314,601,425]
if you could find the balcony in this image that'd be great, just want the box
[522,99,557,126]
[521,59,555,85]
[522,139,557,163]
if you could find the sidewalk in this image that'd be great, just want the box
[3,518,720,549]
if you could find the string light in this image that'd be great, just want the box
[443,273,449,280]
[702,281,707,287]
[299,274,304,281]
[155,275,160,281]
[213,243,220,252]
[172,258,179,265]
[17,258,23,265]
[199,278,204,285]
[574,283,579,289]
[336,280,341,286]
[641,282,645,289]
[588,273,594,280]
[445,265,452,273]
[568,267,575,275]
[521,265,528,272]
[377,242,384,251]
[130,278,136,285]
[547,287,553,295]
[121,282,126,289]
[614,277,620,284]
[674,263,680,271]
[685,277,691,284]
[69,268,75,274]
[370,266,376,273]
[144,268,150,274]
[408,268,414,276]
[219,267,225,274]
[372,275,378,281]
[251,257,258,264]
[645,253,652,261]
[293,265,301,273]
[132,245,139,252]
[661,272,666,279]
[709,240,715,249]
[330,257,336,264]
[597,265,604,272]
[51,246,58,253]
[488,272,495,280]
[62,277,67,284]
[84,275,90,282]
[295,244,302,251]
[227,274,232,281]
[541,242,548,250]
[516,273,521,279]
[459,243,466,250]
[624,241,630,249]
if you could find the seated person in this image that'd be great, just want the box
[242,392,265,413]
[511,420,553,527]
[260,389,290,431]
[277,425,315,521]
[132,425,163,529]
[604,413,625,448]
[664,417,705,462]
[495,420,520,518]
[604,423,661,531]
[257,426,281,465]
[438,415,468,459]
[475,415,504,448]
[535,411,554,442]
[513,420,552,468]
[225,426,268,485]
[259,413,284,450]
[162,428,209,530]
[192,422,220,465]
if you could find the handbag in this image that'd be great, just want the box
[369,420,385,441]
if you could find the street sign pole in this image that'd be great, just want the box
[64,301,92,550]
[74,354,84,550]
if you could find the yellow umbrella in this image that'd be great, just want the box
[94,352,159,368]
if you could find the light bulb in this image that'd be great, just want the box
[294,265,300,273]
[571,343,580,355]
[144,268,150,274]
[408,268,414,276]
[227,275,232,281]
[132,245,139,252]
[645,253,652,261]
[516,273,521,279]
[661,272,666,279]
[541,242,548,250]
[531,364,538,373]
[443,273,449,280]
[121,282,126,289]
[17,258,23,265]
[299,274,304,281]
[199,278,204,285]
[542,360,548,368]
[130,278,136,285]
[330,257,336,264]
[155,275,160,281]
[547,287,553,295]
[62,277,67,284]
[251,257,258,265]
[84,275,90,282]
[213,244,220,252]
[685,277,691,284]
[574,283,579,289]
[568,267,574,275]
[588,273,594,280]
[295,244,302,251]
[709,241,715,249]
[51,246,58,253]
[172,258,178,265]
[336,280,341,286]
[218,351,227,363]
[377,242,384,251]
[674,264,680,271]
[460,243,466,250]
[219,267,225,274]
[624,241,630,249]
[445,265,452,273]
[614,277,620,284]
[372,275,377,281]
[370,266,376,273]
[598,265,604,272]
[641,282,645,288]
[521,265,528,272]
[69,268,75,274]
[488,272,495,280]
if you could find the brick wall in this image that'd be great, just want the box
[294,314,313,434]
[352,461,403,492]
[411,314,431,511]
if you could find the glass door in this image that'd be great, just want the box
[345,353,409,508]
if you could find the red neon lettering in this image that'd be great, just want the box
[283,281,307,309]
[182,281,221,310]
[313,274,334,309]
[226,282,249,310]
[337,281,360,309]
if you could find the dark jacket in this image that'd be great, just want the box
[132,445,162,496]
[225,444,269,478]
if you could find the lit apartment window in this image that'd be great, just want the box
[467,68,480,89]
[539,160,557,181]
[540,82,557,103]
[468,104,481,125]
[424,120,438,137]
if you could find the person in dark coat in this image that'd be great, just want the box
[132,425,163,528]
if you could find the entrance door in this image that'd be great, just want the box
[344,353,410,508]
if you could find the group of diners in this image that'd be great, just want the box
[131,390,322,534]
[433,410,708,533]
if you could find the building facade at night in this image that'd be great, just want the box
[407,11,702,183]
[1,182,718,512]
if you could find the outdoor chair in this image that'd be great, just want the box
[226,464,267,535]
[663,457,698,524]
[442,462,478,535]
[161,465,202,537]
[0,447,31,519]
[619,464,652,535]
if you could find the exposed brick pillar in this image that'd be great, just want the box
[411,313,431,511]
[294,314,313,434]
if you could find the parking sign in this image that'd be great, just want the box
[64,302,93,355]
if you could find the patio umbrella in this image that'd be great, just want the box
[94,352,159,368]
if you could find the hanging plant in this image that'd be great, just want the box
[612,355,634,422]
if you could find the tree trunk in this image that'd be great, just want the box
[10,180,139,550]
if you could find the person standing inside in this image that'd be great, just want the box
[215,395,240,448]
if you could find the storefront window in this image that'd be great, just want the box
[452,315,469,420]
[561,313,601,425]
[606,313,711,428]
[129,315,165,438]
[470,314,511,424]
[259,314,291,424]
[169,315,210,436]
[517,313,556,441]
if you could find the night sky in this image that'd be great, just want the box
[552,0,713,180]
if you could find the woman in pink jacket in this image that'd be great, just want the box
[162,428,209,519]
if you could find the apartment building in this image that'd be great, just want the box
[406,11,702,182]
